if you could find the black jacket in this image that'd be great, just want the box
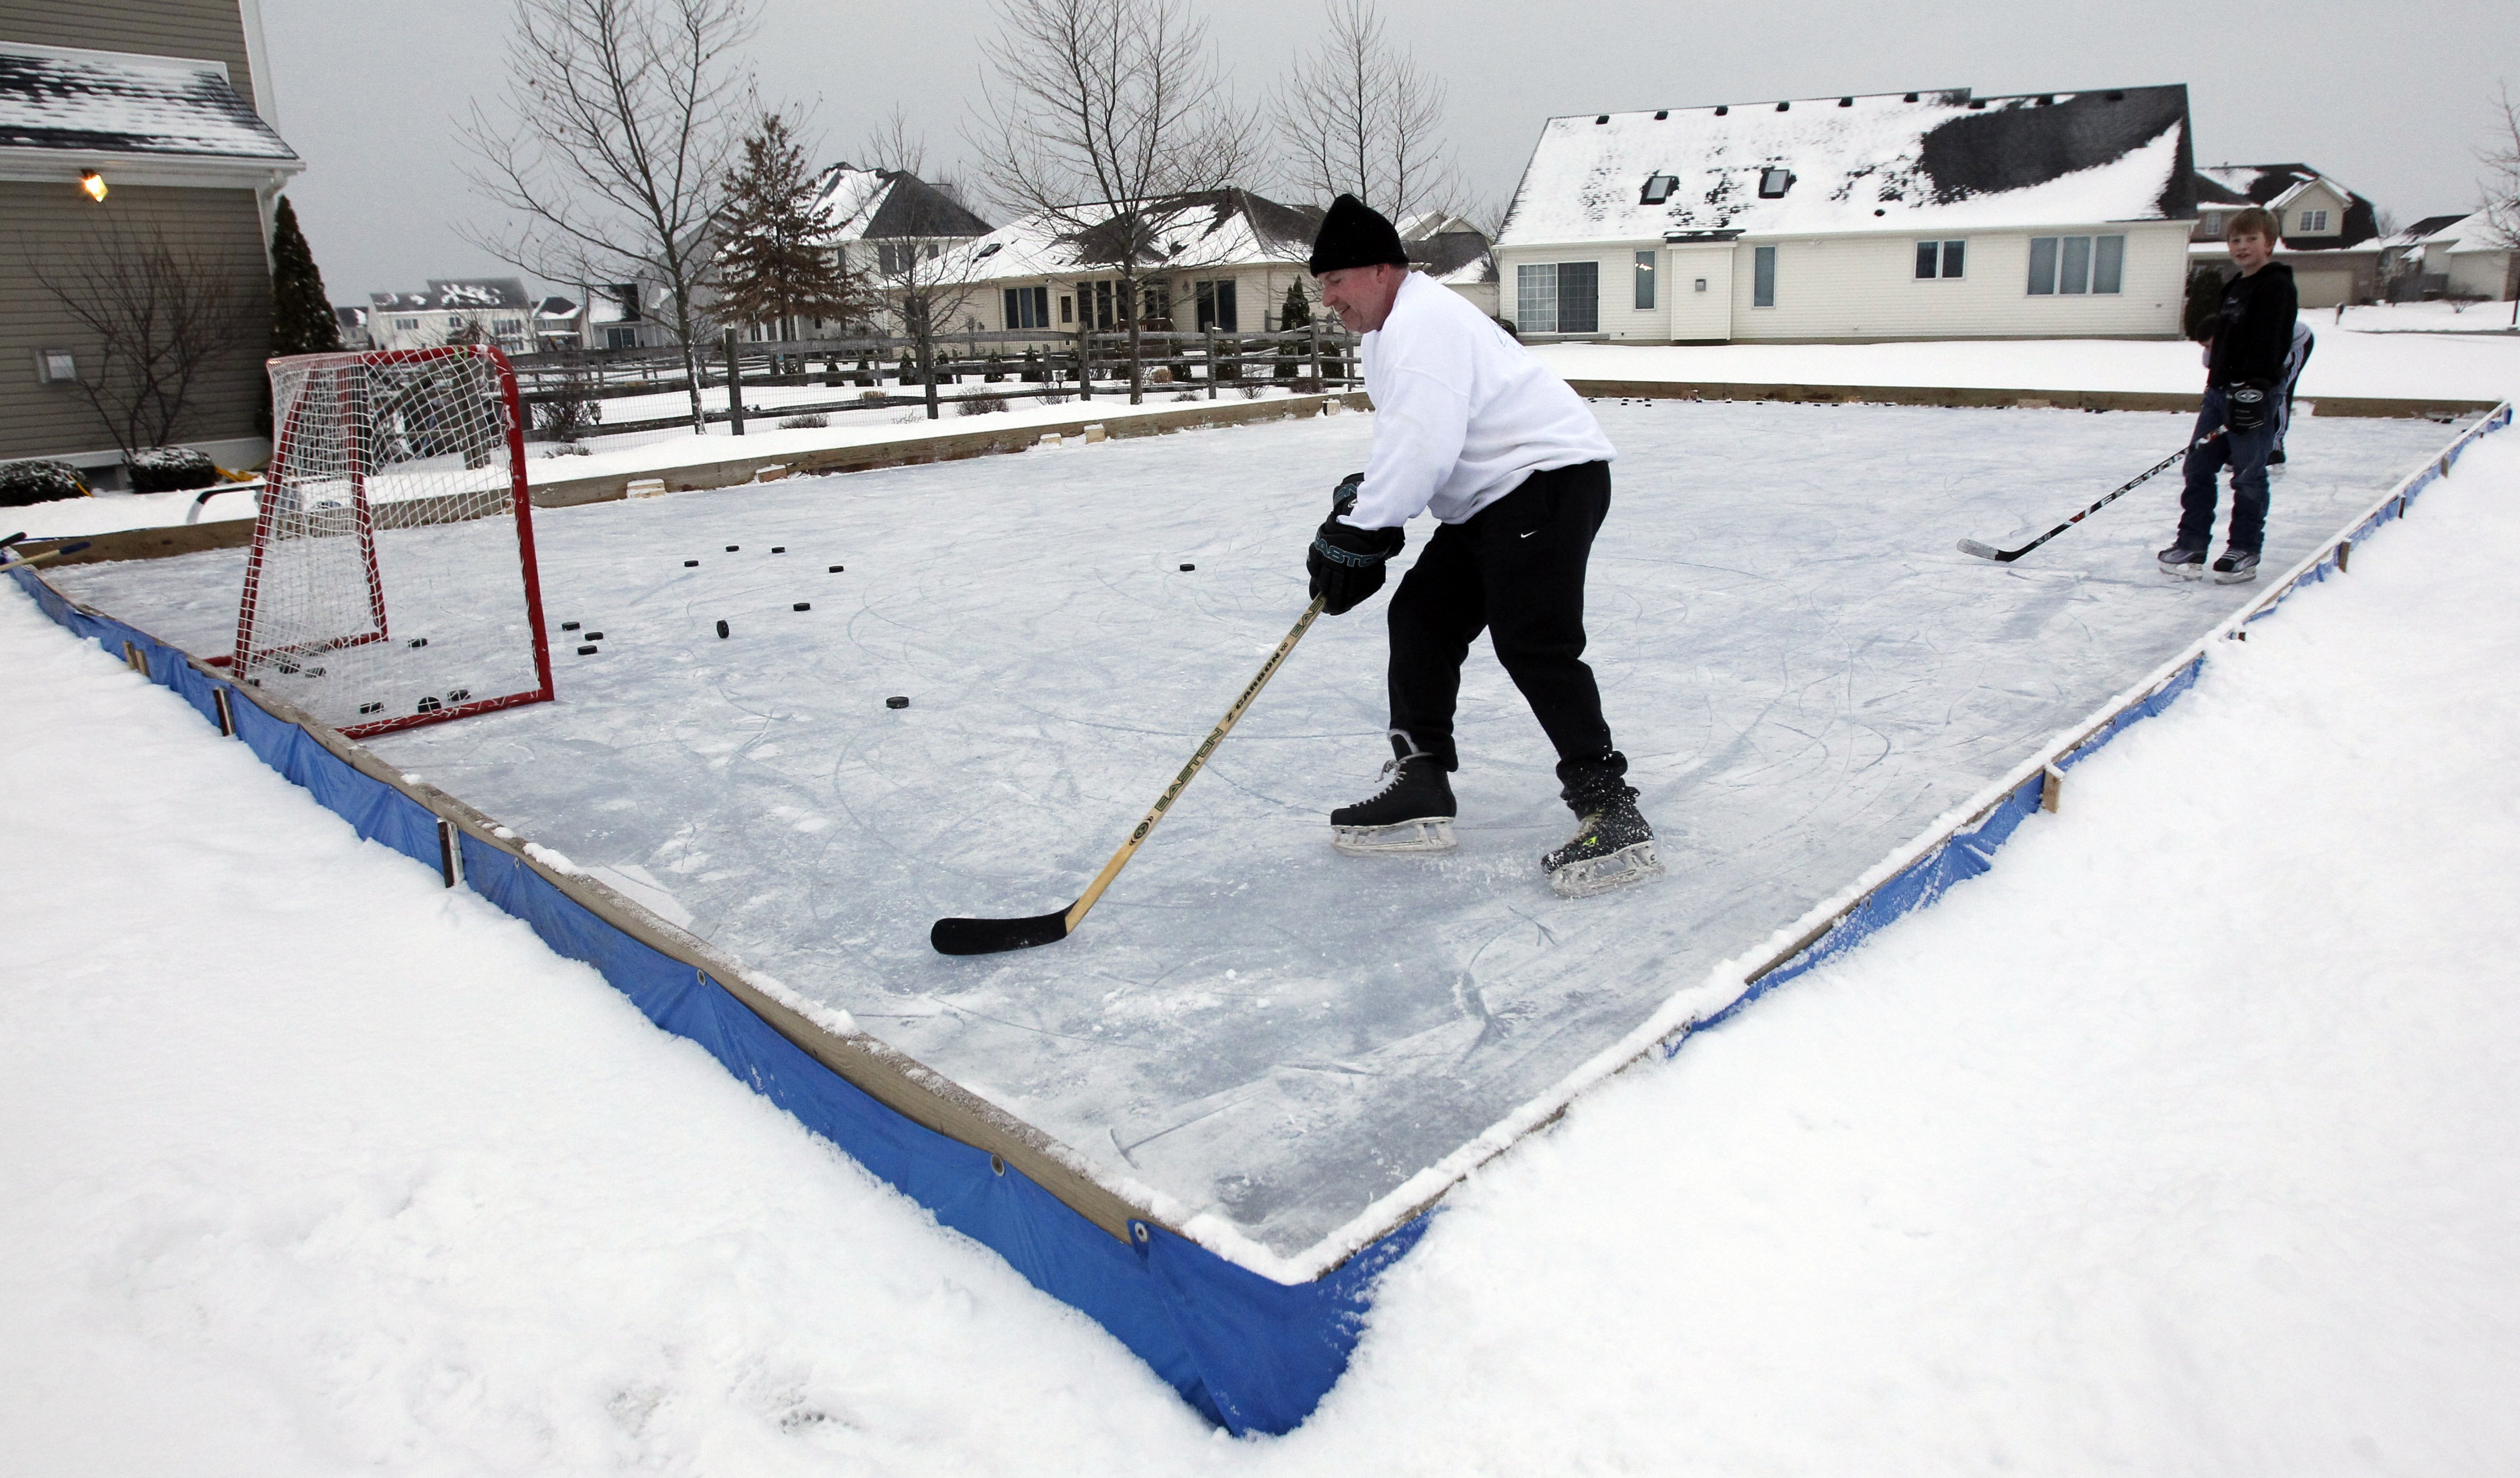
[2205,262,2299,390]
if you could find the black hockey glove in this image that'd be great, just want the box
[2227,382,2271,432]
[1309,473,1402,615]
[1310,519,1404,615]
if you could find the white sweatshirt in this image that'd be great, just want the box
[1339,271,1617,530]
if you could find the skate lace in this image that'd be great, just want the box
[1362,740,1437,802]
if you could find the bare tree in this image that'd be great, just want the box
[2478,82,2520,322]
[849,125,994,419]
[458,0,756,435]
[973,0,1254,404]
[860,105,930,180]
[30,226,255,457]
[1273,0,1462,229]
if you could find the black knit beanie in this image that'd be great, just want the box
[1308,193,1410,274]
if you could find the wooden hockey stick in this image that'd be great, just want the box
[931,597,1328,956]
[0,541,92,571]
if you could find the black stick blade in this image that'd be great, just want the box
[931,908,1073,956]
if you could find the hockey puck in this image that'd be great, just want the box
[585,632,604,641]
[725,544,740,552]
[886,695,909,709]
[792,602,810,612]
[577,644,597,655]
[407,636,429,648]
[828,564,844,573]
[715,620,730,639]
[1180,562,1195,571]
[684,559,699,567]
[772,546,786,553]
[561,621,580,631]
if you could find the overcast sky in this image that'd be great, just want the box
[261,0,2513,301]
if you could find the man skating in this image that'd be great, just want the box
[1301,195,1660,898]
[2162,206,2299,583]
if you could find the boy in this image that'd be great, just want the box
[2162,207,2298,583]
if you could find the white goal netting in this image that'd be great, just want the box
[231,346,554,737]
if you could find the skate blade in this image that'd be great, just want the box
[2211,567,2258,585]
[1546,840,1665,899]
[2159,564,2205,581]
[1331,817,1457,855]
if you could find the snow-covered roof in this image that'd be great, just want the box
[370,279,535,313]
[534,295,579,320]
[1409,229,1495,285]
[2373,210,2505,254]
[0,44,300,165]
[2193,163,2377,245]
[805,163,992,243]
[941,189,1322,281]
[1499,85,2193,247]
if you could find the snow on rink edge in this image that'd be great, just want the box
[6,415,2519,1473]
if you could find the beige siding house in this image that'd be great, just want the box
[1494,86,2198,344]
[2,1,301,479]
[2190,164,2383,308]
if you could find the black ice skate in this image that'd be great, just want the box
[2212,549,2260,584]
[1542,787,1665,899]
[2157,542,2207,579]
[1330,732,1457,855]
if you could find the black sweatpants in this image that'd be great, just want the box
[1385,460,1625,799]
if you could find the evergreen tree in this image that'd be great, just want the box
[715,115,869,338]
[267,196,342,357]
[1279,277,1312,330]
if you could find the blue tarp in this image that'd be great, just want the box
[7,399,2503,1432]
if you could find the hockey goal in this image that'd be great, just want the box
[228,344,554,738]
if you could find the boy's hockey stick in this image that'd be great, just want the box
[1957,428,2223,563]
[931,596,1327,956]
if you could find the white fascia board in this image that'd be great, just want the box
[0,145,303,190]
[0,40,230,82]
[238,0,277,127]
[1509,218,2189,253]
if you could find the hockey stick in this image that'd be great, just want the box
[0,541,92,571]
[931,596,1328,956]
[1957,428,2223,563]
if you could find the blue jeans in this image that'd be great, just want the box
[2179,387,2277,556]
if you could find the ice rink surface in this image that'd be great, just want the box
[53,400,2459,1266]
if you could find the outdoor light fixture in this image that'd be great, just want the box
[79,170,107,202]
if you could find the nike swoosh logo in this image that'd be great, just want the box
[1519,530,1537,539]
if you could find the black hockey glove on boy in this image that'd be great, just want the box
[2227,382,2270,432]
[1308,472,1404,615]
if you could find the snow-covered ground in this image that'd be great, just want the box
[1533,310,2520,402]
[5,412,2516,1474]
[33,403,2466,1271]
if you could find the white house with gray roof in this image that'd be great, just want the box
[366,279,538,354]
[1493,85,2197,344]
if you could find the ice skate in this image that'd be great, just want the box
[2212,549,2260,584]
[1330,732,1457,855]
[1542,788,1664,898]
[2157,542,2206,579]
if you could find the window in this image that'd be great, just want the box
[605,326,638,349]
[2200,211,2221,235]
[1914,239,1966,279]
[1757,168,1794,199]
[1060,294,1074,325]
[2295,208,2329,234]
[446,315,463,328]
[493,317,525,339]
[1752,245,1776,307]
[1640,173,1680,206]
[1516,261,1597,333]
[394,317,419,330]
[1003,285,1051,330]
[1142,281,1171,328]
[2027,235,2126,294]
[1194,279,1238,331]
[1634,250,1656,310]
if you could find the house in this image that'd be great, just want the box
[2,4,305,479]
[1492,85,2198,344]
[2373,209,2517,303]
[931,188,1494,344]
[2190,163,2382,307]
[365,280,537,354]
[719,163,993,341]
[332,304,368,349]
[532,294,583,351]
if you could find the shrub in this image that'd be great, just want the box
[956,391,1011,416]
[127,446,219,493]
[0,459,88,506]
[1040,390,1072,406]
[1240,384,1266,400]
[2183,265,2228,341]
[1174,390,1200,401]
[1149,365,1174,384]
[777,413,829,429]
[543,442,592,457]
[859,389,889,402]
